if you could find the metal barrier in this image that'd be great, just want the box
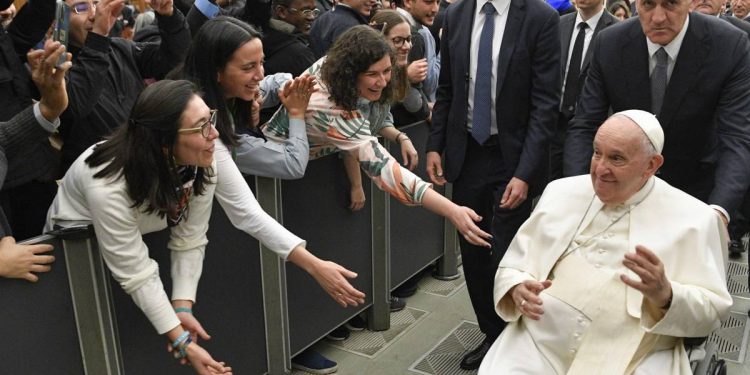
[0,121,459,374]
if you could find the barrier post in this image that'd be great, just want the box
[52,225,124,375]
[255,176,292,375]
[434,183,460,280]
[367,171,391,331]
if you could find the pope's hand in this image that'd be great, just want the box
[510,279,552,320]
[621,245,672,309]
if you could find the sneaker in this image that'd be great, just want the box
[325,326,349,341]
[389,295,406,312]
[292,350,338,374]
[345,315,366,331]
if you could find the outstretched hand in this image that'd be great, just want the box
[310,259,366,307]
[510,279,552,320]
[448,206,492,248]
[279,75,316,119]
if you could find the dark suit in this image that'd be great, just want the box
[564,13,750,217]
[427,0,560,341]
[551,10,617,180]
[721,13,750,37]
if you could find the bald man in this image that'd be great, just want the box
[480,110,732,374]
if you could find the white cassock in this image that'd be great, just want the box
[479,175,732,375]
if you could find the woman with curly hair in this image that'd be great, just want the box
[264,25,492,247]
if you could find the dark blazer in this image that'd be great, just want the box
[427,0,561,192]
[564,13,750,214]
[721,13,750,38]
[559,10,617,116]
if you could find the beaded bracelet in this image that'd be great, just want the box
[174,307,193,314]
[178,336,193,359]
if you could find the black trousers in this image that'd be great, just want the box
[452,135,533,341]
[549,111,571,182]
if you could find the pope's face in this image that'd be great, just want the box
[590,117,661,205]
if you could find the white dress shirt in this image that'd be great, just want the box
[467,0,511,135]
[560,9,604,102]
[646,16,689,83]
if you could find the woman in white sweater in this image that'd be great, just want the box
[45,80,365,375]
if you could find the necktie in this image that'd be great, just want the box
[561,22,588,112]
[472,2,496,145]
[651,47,668,116]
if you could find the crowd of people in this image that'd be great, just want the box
[0,0,748,372]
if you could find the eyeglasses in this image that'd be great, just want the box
[71,1,96,14]
[391,35,412,48]
[287,7,321,17]
[178,109,217,139]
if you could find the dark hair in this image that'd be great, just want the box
[321,25,397,110]
[370,10,410,101]
[243,0,272,30]
[85,80,212,218]
[174,16,262,147]
[609,1,631,18]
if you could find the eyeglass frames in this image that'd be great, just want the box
[177,109,217,139]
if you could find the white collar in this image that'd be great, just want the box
[474,0,512,18]
[574,8,604,31]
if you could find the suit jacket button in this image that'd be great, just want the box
[567,105,575,112]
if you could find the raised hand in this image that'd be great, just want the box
[92,0,126,37]
[309,259,366,307]
[28,40,72,121]
[279,75,317,119]
[621,245,672,309]
[146,0,174,16]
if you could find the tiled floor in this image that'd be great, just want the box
[295,253,750,375]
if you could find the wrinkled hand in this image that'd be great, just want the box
[146,0,174,16]
[279,75,316,119]
[426,151,446,186]
[510,279,552,321]
[310,259,366,307]
[92,0,126,36]
[349,185,366,211]
[28,40,72,121]
[621,245,672,309]
[448,206,492,248]
[499,177,528,210]
[0,236,54,282]
[399,138,418,170]
[406,58,428,84]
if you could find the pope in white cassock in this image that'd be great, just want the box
[479,110,733,374]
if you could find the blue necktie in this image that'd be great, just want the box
[472,2,496,145]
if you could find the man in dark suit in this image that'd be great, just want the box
[425,0,560,369]
[564,0,750,230]
[692,0,750,259]
[551,0,617,180]
[692,0,750,37]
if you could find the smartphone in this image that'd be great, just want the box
[52,0,70,68]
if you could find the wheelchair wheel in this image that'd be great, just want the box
[707,355,726,375]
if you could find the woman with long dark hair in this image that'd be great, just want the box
[46,80,364,374]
